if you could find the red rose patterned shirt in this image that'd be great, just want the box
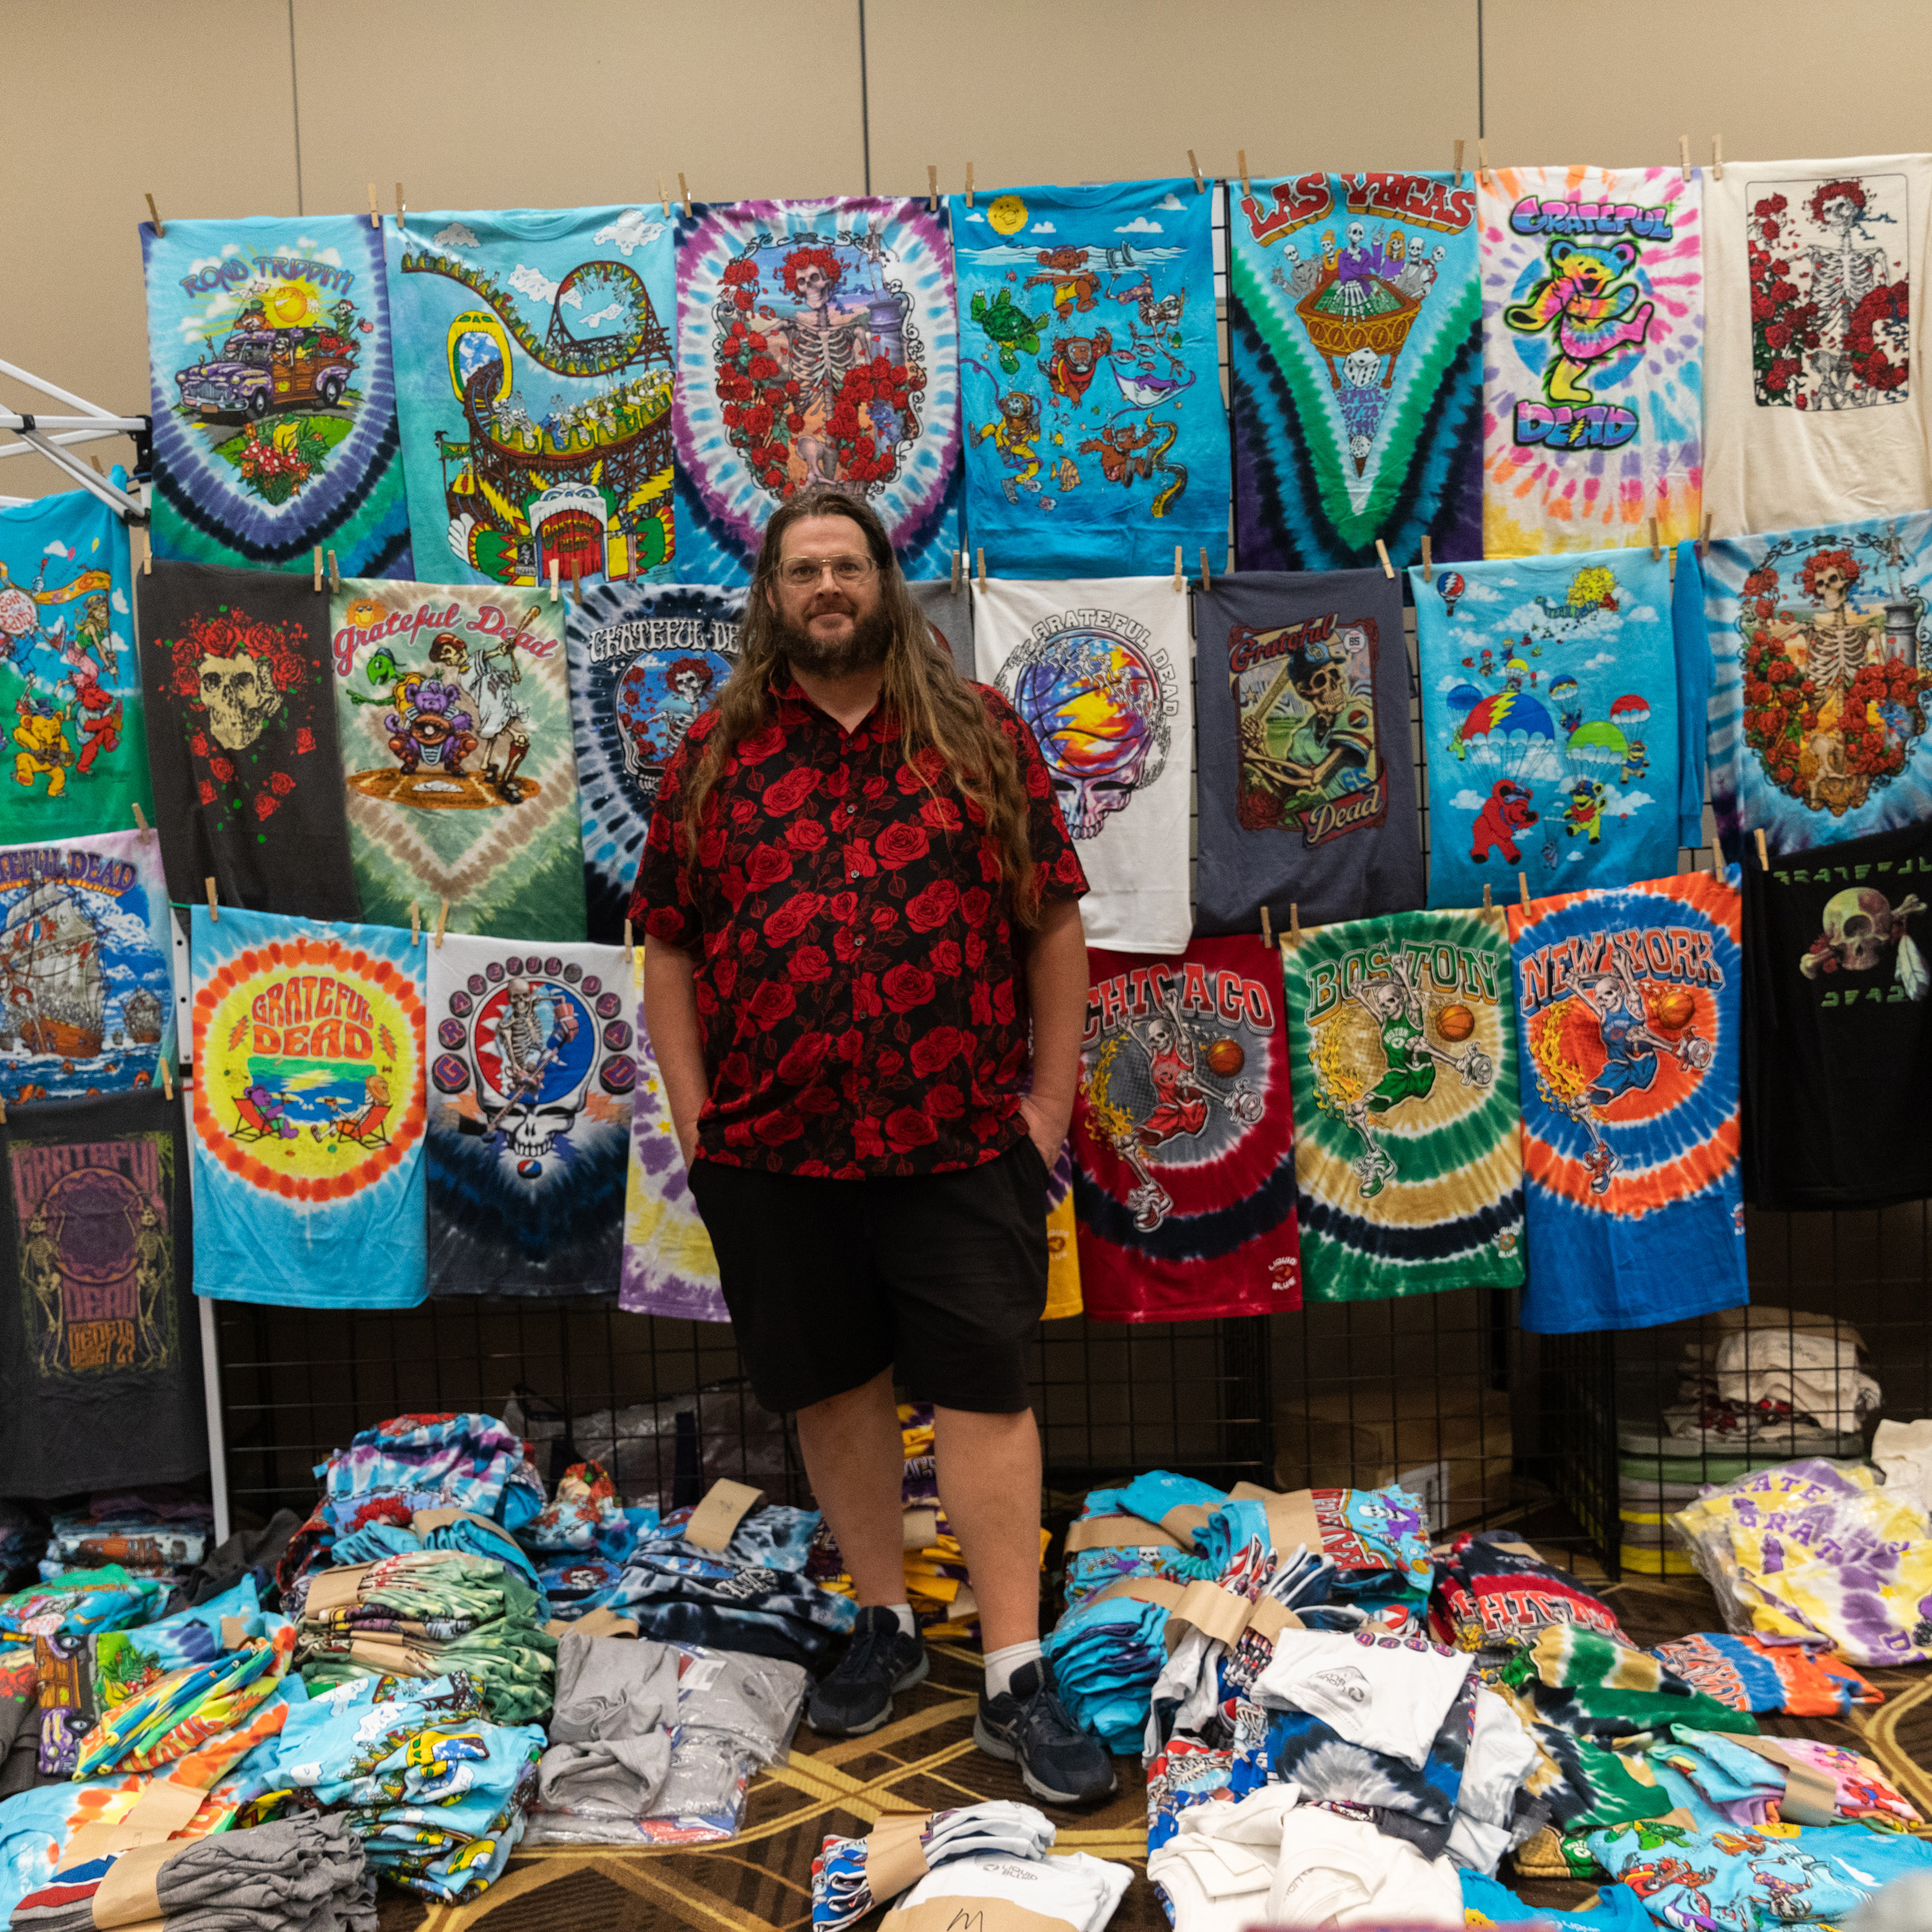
[631,676,1088,1178]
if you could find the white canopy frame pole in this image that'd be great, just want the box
[0,354,150,516]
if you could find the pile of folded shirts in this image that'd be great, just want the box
[1042,1592,1170,1752]
[7,1812,375,1932]
[1662,1308,1880,1448]
[290,1550,555,1724]
[1,1568,166,1648]
[1649,1724,1922,1831]
[518,1463,659,1585]
[39,1496,214,1592]
[1649,1629,1883,1717]
[1430,1530,1634,1657]
[813,1802,1058,1930]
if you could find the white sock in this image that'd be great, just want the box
[983,1639,1042,1699]
[885,1603,916,1638]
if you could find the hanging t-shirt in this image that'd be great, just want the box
[1413,549,1681,910]
[1042,1143,1083,1320]
[564,581,742,943]
[0,1088,205,1499]
[386,207,678,588]
[950,179,1228,576]
[1703,507,1932,863]
[974,577,1191,952]
[0,829,178,1109]
[0,487,152,844]
[1703,156,1932,537]
[328,579,586,938]
[620,945,723,1322]
[671,196,961,584]
[1228,171,1482,571]
[1744,818,1932,1209]
[141,214,412,577]
[1194,569,1422,934]
[426,934,633,1296]
[1070,935,1301,1321]
[188,904,426,1308]
[910,577,974,679]
[1282,907,1524,1302]
[1480,167,1703,556]
[1670,541,1713,849]
[1508,869,1749,1333]
[138,560,359,920]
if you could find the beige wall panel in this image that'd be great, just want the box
[291,0,865,215]
[0,0,299,483]
[1484,0,1932,170]
[865,0,1480,192]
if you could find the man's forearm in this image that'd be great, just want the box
[642,939,711,1164]
[1023,896,1088,1130]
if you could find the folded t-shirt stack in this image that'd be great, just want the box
[535,1632,679,1823]
[893,1852,1132,1932]
[1662,1308,1877,1448]
[290,1550,556,1724]
[1430,1530,1634,1659]
[1649,1723,1922,1831]
[520,1464,660,1613]
[0,1569,166,1647]
[813,1801,1059,1929]
[8,1812,374,1932]
[1649,1629,1883,1717]
[38,1500,213,1592]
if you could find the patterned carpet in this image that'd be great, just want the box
[377,1578,1932,1932]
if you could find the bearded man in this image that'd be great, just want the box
[632,488,1110,1805]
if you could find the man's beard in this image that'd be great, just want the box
[773,599,896,677]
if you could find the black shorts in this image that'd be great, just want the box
[687,1139,1050,1415]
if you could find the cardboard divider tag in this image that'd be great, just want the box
[863,1810,932,1902]
[882,1898,1083,1932]
[683,1479,765,1551]
[1164,1579,1257,1653]
[301,1564,376,1614]
[1728,1734,1839,1826]
[412,1506,518,1548]
[347,1635,436,1674]
[1063,1513,1182,1554]
[1158,1502,1216,1550]
[551,1608,641,1641]
[902,1508,939,1551]
[91,1836,179,1928]
[1245,1598,1303,1641]
[218,1616,250,1650]
[56,1778,203,1872]
[1228,1482,1322,1558]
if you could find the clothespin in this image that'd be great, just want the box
[1260,905,1273,947]
[1712,136,1724,182]
[1678,135,1690,183]
[1699,510,1712,559]
[1199,546,1212,590]
[1172,545,1183,592]
[1421,535,1433,576]
[1479,140,1493,188]
[1238,147,1252,202]
[159,1057,173,1102]
[658,177,671,217]
[965,163,975,209]
[1290,902,1300,935]
[89,455,103,476]
[1754,828,1769,870]
[1,1096,8,1125]
[132,802,147,832]
[1187,149,1204,193]
[205,877,219,923]
[1374,538,1393,579]
[548,559,559,603]
[976,547,986,587]
[624,917,634,951]
[1453,140,1464,189]
[1518,871,1530,909]
[366,183,380,230]
[1649,516,1662,562]
[679,172,691,217]
[312,547,323,593]
[139,526,151,577]
[1483,882,1492,910]
[435,899,450,948]
[326,548,341,592]
[395,182,407,233]
[145,192,164,237]
[951,547,963,592]
[411,902,420,945]
[571,558,584,607]
[927,165,939,212]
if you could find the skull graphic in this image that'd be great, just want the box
[1802,886,1927,976]
[199,651,280,749]
[476,976,595,1166]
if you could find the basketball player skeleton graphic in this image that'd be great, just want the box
[1340,955,1493,1199]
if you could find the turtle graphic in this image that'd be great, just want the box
[972,287,1053,374]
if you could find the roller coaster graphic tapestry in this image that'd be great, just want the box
[385,208,677,592]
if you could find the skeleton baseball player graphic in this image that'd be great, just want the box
[1340,954,1494,1198]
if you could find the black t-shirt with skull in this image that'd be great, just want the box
[1744,816,1932,1208]
[137,559,360,919]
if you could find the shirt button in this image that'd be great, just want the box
[848,869,861,880]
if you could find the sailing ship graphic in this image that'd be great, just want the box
[0,876,106,1059]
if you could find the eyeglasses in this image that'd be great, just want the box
[776,555,879,589]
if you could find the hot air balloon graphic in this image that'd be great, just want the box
[1458,690,1560,782]
[1440,572,1465,617]
[1608,693,1651,731]
[1565,719,1630,773]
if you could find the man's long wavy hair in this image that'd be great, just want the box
[678,489,1039,923]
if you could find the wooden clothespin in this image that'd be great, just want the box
[204,877,219,923]
[132,802,147,832]
[1290,902,1300,935]
[1260,905,1273,947]
[312,547,323,593]
[366,183,380,230]
[326,548,341,592]
[927,165,939,212]
[395,182,407,233]
[1199,546,1212,590]
[679,172,692,217]
[548,559,559,604]
[571,558,584,607]
[145,192,164,237]
[435,899,450,947]
[1754,828,1769,870]
[159,1056,173,1102]
[1453,140,1464,189]
[951,547,963,592]
[1518,871,1530,909]
[411,902,421,945]
[1699,510,1712,559]
[624,917,634,951]
[976,547,987,587]
[1712,136,1724,182]
[0,1095,8,1125]
[1479,139,1493,188]
[658,177,671,217]
[1678,135,1690,183]
[1649,516,1662,562]
[89,455,103,477]
[1172,545,1184,593]
[1187,149,1204,193]
[1421,535,1433,576]
[139,526,151,576]
[1483,881,1492,911]
[1238,147,1252,201]
[965,163,975,209]
[1374,538,1393,580]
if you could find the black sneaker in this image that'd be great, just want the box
[973,1658,1117,1805]
[806,1607,929,1736]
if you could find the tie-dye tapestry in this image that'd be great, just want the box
[1480,167,1703,557]
[142,214,412,576]
[950,179,1228,577]
[1508,869,1749,1333]
[1228,171,1483,570]
[671,198,961,584]
[1703,507,1932,862]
